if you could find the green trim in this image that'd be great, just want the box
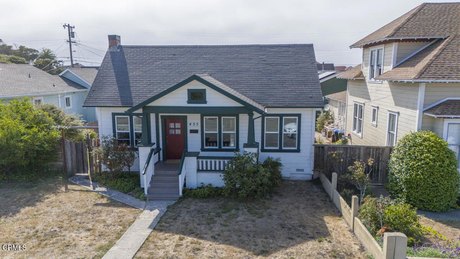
[125,75,264,114]
[201,114,239,152]
[111,112,143,148]
[140,109,151,146]
[143,106,250,114]
[187,89,207,104]
[161,115,188,161]
[260,114,301,153]
[246,112,258,146]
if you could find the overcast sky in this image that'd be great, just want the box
[0,0,456,66]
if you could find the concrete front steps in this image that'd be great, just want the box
[147,162,180,200]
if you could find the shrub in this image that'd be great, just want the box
[0,99,60,180]
[183,184,223,198]
[93,171,145,200]
[95,137,136,174]
[359,196,422,246]
[343,159,374,203]
[315,110,334,132]
[388,131,459,212]
[222,153,282,199]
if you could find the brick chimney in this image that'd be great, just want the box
[108,35,121,50]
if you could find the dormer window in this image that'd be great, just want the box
[187,89,207,104]
[369,48,383,80]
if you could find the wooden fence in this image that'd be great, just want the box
[61,138,100,177]
[314,144,393,185]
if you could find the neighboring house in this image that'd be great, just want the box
[84,35,323,198]
[59,67,98,122]
[0,63,91,120]
[338,3,460,169]
[325,91,347,131]
[317,61,347,96]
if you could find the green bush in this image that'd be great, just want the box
[0,99,60,180]
[183,184,223,198]
[222,153,282,199]
[93,171,145,200]
[359,196,422,246]
[315,110,333,132]
[388,131,459,212]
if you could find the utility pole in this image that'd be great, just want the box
[63,23,76,67]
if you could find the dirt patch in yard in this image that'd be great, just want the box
[0,177,140,259]
[136,181,366,258]
[420,216,460,243]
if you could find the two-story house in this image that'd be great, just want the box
[338,2,460,169]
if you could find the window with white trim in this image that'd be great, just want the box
[264,117,279,149]
[353,103,364,135]
[338,102,346,117]
[115,116,131,145]
[371,106,378,126]
[222,117,236,148]
[204,116,218,148]
[133,115,143,147]
[65,96,72,108]
[369,48,383,80]
[387,112,398,146]
[446,123,460,169]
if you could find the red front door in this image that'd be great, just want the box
[164,117,186,160]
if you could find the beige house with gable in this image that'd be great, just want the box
[338,3,460,169]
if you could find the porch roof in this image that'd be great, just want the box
[424,99,460,118]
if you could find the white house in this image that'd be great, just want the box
[84,35,323,199]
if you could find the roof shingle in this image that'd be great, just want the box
[424,99,460,117]
[84,44,323,108]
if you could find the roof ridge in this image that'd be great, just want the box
[388,3,426,38]
[414,35,454,79]
[120,44,313,48]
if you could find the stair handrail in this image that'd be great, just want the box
[141,145,156,176]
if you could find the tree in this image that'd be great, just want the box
[95,137,136,175]
[346,158,374,203]
[0,99,60,179]
[34,48,64,75]
[14,45,39,61]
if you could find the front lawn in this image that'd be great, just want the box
[0,176,140,258]
[135,181,366,258]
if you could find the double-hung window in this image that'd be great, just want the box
[65,96,72,108]
[386,112,398,146]
[353,103,364,136]
[263,115,300,152]
[369,48,383,80]
[222,117,236,148]
[445,122,460,169]
[133,115,143,147]
[113,113,143,147]
[115,116,131,145]
[202,115,238,150]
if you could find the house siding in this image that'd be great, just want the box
[346,80,419,146]
[395,41,430,64]
[423,83,460,106]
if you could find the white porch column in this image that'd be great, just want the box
[185,154,198,189]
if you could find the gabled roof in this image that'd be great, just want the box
[336,65,364,80]
[84,44,323,108]
[66,67,98,85]
[0,63,86,98]
[351,3,460,48]
[424,98,460,118]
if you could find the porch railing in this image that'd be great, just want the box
[197,156,233,172]
[141,145,161,195]
[178,152,200,196]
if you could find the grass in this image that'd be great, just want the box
[92,171,145,200]
[135,181,366,258]
[0,175,140,258]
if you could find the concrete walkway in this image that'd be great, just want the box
[69,175,176,259]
